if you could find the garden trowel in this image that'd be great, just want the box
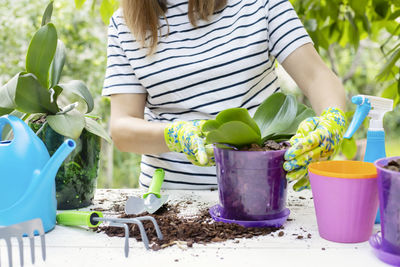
[125,168,168,215]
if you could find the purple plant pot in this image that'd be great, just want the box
[375,156,400,255]
[213,146,288,221]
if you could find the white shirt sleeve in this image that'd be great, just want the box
[266,0,313,63]
[102,16,146,96]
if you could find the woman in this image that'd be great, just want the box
[102,0,346,190]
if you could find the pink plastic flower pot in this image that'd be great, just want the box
[308,161,378,243]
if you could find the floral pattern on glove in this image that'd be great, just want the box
[164,120,215,166]
[283,107,347,191]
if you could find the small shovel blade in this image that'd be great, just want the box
[125,196,146,215]
[143,194,169,214]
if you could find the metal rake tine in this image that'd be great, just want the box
[4,238,12,267]
[40,234,46,261]
[136,216,163,240]
[16,237,24,267]
[109,222,130,258]
[130,219,150,250]
[29,237,35,265]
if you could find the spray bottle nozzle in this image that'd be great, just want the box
[344,95,393,139]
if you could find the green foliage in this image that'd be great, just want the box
[202,93,315,148]
[0,1,111,142]
[291,0,400,107]
[74,0,119,24]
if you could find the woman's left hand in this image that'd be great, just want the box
[283,107,347,191]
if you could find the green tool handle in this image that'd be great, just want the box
[56,211,103,228]
[143,168,165,198]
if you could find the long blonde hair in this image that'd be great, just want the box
[122,0,227,54]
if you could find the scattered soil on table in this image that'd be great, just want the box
[384,159,400,172]
[240,140,290,151]
[95,202,282,250]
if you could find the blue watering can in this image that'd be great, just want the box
[0,115,76,232]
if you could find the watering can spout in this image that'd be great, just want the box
[41,139,76,182]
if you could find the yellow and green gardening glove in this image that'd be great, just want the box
[283,107,347,191]
[164,120,215,166]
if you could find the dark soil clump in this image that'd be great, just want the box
[241,140,290,151]
[95,203,281,250]
[384,159,400,172]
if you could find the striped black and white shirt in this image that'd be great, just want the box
[102,0,313,189]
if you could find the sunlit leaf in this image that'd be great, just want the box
[47,112,85,139]
[49,40,66,88]
[41,1,53,26]
[253,93,298,140]
[15,73,59,114]
[26,23,58,88]
[84,116,112,143]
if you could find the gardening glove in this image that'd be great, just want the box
[164,120,215,166]
[283,107,347,191]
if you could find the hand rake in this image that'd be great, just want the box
[56,211,163,257]
[0,218,46,267]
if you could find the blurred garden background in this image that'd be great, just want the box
[0,0,399,188]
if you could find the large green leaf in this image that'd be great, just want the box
[205,121,261,147]
[57,80,94,113]
[84,116,112,143]
[279,103,316,137]
[202,108,260,135]
[0,72,20,115]
[47,112,85,139]
[253,93,298,140]
[15,73,59,114]
[41,1,53,26]
[26,23,58,89]
[49,40,66,88]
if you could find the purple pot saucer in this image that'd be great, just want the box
[369,232,400,266]
[209,204,290,228]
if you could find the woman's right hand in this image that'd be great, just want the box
[164,120,215,166]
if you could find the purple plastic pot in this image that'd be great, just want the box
[213,146,287,221]
[375,156,400,255]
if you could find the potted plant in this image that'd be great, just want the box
[0,1,111,209]
[203,93,315,222]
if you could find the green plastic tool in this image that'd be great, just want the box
[125,168,169,215]
[56,211,163,257]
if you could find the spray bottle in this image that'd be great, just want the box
[344,95,393,223]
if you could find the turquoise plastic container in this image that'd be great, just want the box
[0,115,75,232]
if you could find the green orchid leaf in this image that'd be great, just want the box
[205,121,261,147]
[203,108,260,135]
[49,40,66,88]
[84,116,112,143]
[253,93,298,139]
[47,112,85,139]
[57,80,94,113]
[15,73,59,114]
[26,23,58,89]
[0,72,20,115]
[281,103,316,136]
[202,120,222,133]
[41,1,53,26]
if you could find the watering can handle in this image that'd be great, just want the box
[0,115,31,142]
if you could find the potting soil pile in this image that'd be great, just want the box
[240,140,290,151]
[384,159,400,172]
[95,202,282,250]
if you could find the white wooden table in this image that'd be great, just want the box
[1,188,387,267]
